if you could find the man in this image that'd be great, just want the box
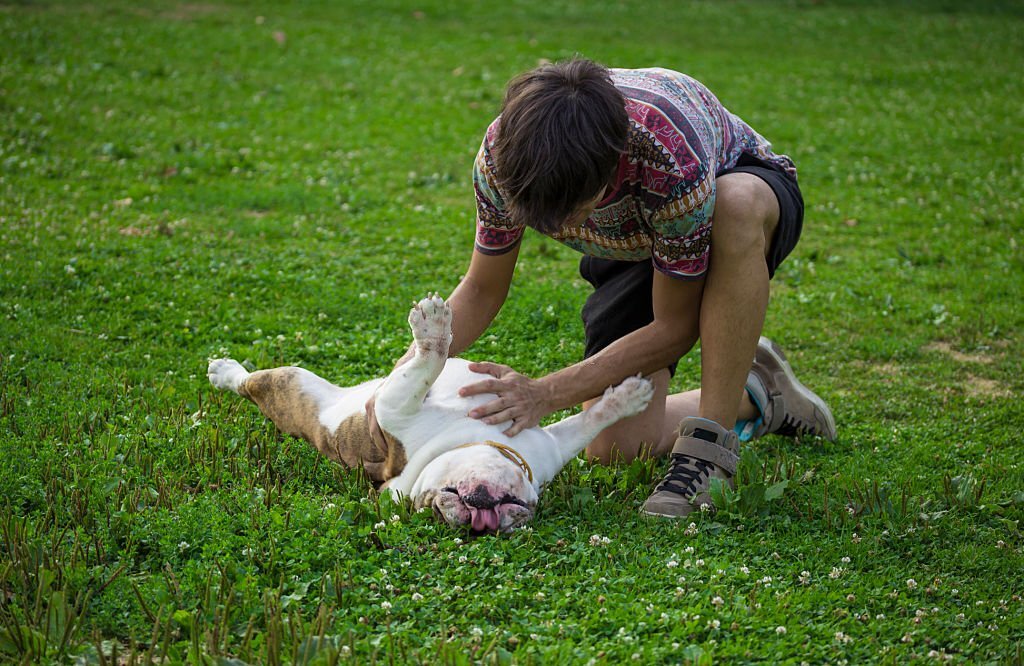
[372,58,835,518]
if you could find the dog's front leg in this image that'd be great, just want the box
[373,295,452,431]
[538,375,654,478]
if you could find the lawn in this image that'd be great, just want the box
[1,0,1022,663]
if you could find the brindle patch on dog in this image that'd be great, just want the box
[239,368,406,484]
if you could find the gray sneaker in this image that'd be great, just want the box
[641,417,739,519]
[747,337,837,441]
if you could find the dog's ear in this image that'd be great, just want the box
[413,488,437,511]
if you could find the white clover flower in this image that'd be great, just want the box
[829,567,845,579]
[411,592,423,601]
[470,626,483,637]
[453,537,463,545]
[390,514,400,523]
[373,521,386,530]
[667,560,679,568]
[834,631,851,644]
[841,556,851,564]
[799,571,811,584]
[380,601,392,611]
[684,546,695,555]
[711,596,724,608]
[178,541,190,552]
[695,559,705,567]
[776,626,787,635]
[708,619,720,630]
[684,522,698,536]
[906,579,918,590]
[458,556,467,563]
[535,592,545,600]
[739,566,750,575]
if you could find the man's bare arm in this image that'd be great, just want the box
[462,269,705,435]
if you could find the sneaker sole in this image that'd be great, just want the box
[757,337,837,441]
[640,507,695,519]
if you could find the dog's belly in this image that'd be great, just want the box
[421,359,497,414]
[317,359,498,441]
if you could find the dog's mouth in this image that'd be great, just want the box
[436,487,530,533]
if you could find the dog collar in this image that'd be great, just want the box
[455,440,534,483]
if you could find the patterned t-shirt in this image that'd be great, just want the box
[473,67,796,279]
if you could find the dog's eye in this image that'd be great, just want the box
[441,486,458,494]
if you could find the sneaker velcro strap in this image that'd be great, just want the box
[673,437,739,476]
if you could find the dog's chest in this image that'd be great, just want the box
[318,359,503,452]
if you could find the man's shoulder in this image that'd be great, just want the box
[611,67,696,92]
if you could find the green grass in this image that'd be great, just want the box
[2,0,1023,663]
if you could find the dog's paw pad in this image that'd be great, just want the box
[592,375,654,421]
[207,358,248,392]
[408,294,452,351]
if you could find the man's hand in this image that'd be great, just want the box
[459,362,553,436]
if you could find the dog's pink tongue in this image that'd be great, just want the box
[470,507,500,532]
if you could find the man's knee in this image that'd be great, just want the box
[585,424,659,465]
[585,435,640,465]
[713,174,780,258]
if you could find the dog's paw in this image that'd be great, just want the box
[408,293,452,354]
[590,375,654,423]
[207,358,249,393]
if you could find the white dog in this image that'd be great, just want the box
[208,295,653,533]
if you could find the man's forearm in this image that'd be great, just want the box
[445,276,507,357]
[538,319,699,411]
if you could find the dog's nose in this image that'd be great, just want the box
[461,484,499,509]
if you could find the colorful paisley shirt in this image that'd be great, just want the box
[473,67,797,280]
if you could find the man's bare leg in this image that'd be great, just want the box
[640,173,778,518]
[695,172,780,429]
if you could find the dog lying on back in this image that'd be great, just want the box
[208,295,653,533]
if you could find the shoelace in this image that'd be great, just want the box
[776,414,811,437]
[656,454,712,496]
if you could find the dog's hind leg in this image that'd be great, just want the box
[373,295,452,428]
[208,359,349,463]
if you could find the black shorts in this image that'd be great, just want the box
[579,153,804,375]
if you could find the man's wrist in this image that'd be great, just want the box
[535,374,564,415]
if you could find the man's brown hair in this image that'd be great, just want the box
[492,58,628,234]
